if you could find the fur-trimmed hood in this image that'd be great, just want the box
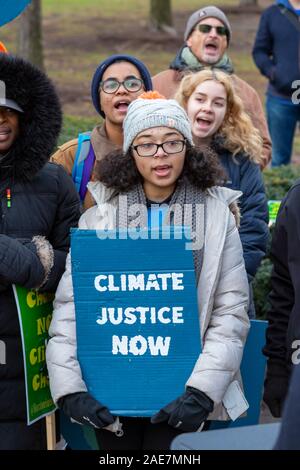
[0,54,62,183]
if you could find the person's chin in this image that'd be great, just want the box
[153,174,174,186]
[0,142,13,153]
[192,127,210,140]
[202,54,220,65]
[109,113,125,125]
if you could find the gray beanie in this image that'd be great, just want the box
[184,6,232,42]
[123,96,193,153]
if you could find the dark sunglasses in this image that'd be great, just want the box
[197,24,228,36]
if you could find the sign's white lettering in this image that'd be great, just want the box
[96,306,184,325]
[94,272,184,292]
[112,335,171,356]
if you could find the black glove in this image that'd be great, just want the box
[58,392,115,429]
[263,369,290,418]
[151,386,214,432]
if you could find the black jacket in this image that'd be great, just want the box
[0,55,80,449]
[264,180,300,385]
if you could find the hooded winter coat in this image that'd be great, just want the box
[0,54,80,449]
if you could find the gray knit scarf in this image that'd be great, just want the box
[177,46,234,74]
[117,181,206,283]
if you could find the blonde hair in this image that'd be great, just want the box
[175,69,263,165]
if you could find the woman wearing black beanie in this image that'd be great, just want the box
[51,54,153,210]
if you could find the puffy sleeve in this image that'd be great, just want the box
[186,209,250,405]
[46,212,90,403]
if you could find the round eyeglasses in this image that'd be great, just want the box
[99,77,143,94]
[132,139,186,157]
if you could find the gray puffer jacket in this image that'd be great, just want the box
[47,182,250,421]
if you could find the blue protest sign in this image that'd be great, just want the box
[0,0,31,27]
[71,227,201,417]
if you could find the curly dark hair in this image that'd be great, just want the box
[95,143,226,192]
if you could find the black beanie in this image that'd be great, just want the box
[91,54,153,117]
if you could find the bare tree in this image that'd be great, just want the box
[18,0,44,70]
[149,0,177,37]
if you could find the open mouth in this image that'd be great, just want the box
[114,101,130,112]
[204,42,218,53]
[196,117,212,128]
[0,128,11,141]
[153,164,172,177]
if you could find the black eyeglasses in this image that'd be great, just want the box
[99,77,143,94]
[197,24,227,36]
[132,140,186,157]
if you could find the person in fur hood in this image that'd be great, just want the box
[0,53,80,450]
[47,91,250,450]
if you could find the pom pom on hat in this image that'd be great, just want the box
[123,90,193,153]
[138,90,166,100]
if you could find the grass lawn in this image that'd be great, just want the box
[59,115,98,146]
[41,0,237,17]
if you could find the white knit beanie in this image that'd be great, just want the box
[123,95,194,153]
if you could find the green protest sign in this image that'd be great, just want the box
[268,200,281,226]
[13,285,56,424]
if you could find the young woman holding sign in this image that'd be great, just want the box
[47,91,250,450]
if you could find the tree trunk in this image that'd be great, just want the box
[18,0,44,71]
[239,0,257,6]
[149,0,177,37]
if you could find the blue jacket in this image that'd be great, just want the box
[252,1,300,98]
[217,147,269,282]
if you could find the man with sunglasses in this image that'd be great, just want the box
[51,55,152,210]
[153,6,271,168]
